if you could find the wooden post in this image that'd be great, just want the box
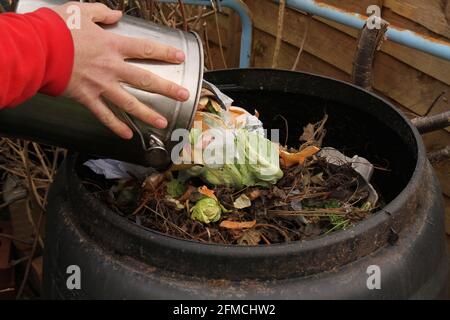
[352,19,389,90]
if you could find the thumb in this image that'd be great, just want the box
[85,3,122,24]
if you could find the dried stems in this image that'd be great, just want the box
[292,14,312,71]
[272,0,286,68]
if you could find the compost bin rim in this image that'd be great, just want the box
[70,69,426,254]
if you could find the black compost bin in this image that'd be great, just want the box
[44,69,448,299]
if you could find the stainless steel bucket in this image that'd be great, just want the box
[1,0,203,169]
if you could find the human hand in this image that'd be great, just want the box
[52,2,190,139]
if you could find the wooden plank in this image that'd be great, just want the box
[216,0,450,84]
[206,42,228,70]
[447,1,450,25]
[252,29,351,81]
[246,0,450,116]
[315,0,382,15]
[225,11,242,68]
[383,0,450,39]
[372,52,449,116]
[382,8,449,41]
[201,12,230,49]
[426,92,450,133]
[272,0,450,85]
[247,0,357,73]
[314,14,450,86]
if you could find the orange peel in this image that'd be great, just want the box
[279,146,320,168]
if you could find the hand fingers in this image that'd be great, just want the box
[85,97,133,139]
[115,35,185,63]
[116,63,190,101]
[83,2,123,24]
[103,86,168,129]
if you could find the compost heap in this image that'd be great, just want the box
[87,89,380,245]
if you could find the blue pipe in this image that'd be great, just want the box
[282,0,450,61]
[159,0,252,67]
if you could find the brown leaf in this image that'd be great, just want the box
[311,172,325,185]
[272,186,287,198]
[142,173,165,192]
[219,220,257,229]
[300,123,315,142]
[246,188,262,201]
[238,229,262,245]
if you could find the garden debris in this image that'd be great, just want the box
[219,220,256,230]
[237,229,262,245]
[299,114,328,149]
[233,194,252,209]
[198,185,217,200]
[142,173,165,192]
[279,146,320,167]
[84,90,381,245]
[319,147,374,182]
[84,158,152,180]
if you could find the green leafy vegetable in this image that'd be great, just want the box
[166,179,186,198]
[190,197,223,224]
[186,129,283,189]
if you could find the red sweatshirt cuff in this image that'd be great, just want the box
[27,8,75,96]
[0,8,74,108]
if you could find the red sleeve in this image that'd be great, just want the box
[0,8,74,108]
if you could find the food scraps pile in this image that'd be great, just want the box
[84,89,381,245]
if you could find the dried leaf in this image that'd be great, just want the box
[272,186,287,198]
[142,173,165,192]
[164,196,185,211]
[238,229,262,245]
[310,172,325,185]
[198,185,217,200]
[233,194,251,209]
[246,188,262,201]
[219,220,257,229]
[300,123,315,142]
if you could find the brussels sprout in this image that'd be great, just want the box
[190,197,223,224]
